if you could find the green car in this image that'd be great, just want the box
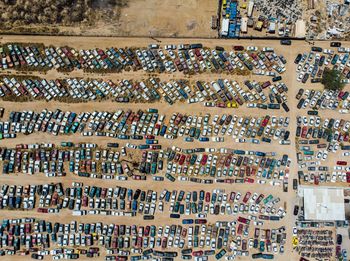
[215,249,227,260]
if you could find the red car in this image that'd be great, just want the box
[179,155,186,165]
[195,219,207,224]
[337,161,347,165]
[261,116,270,127]
[314,176,319,185]
[205,192,211,202]
[251,168,257,176]
[301,126,308,138]
[255,194,265,204]
[216,102,226,108]
[233,45,244,51]
[243,192,251,203]
[192,250,203,257]
[244,178,254,184]
[229,192,236,202]
[261,81,271,89]
[161,238,167,249]
[250,53,258,61]
[254,228,260,238]
[238,216,250,224]
[181,228,187,237]
[225,155,232,167]
[144,226,150,237]
[237,223,243,234]
[200,155,208,165]
[246,166,251,176]
[338,91,344,99]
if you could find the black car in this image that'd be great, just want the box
[284,131,290,140]
[337,234,342,245]
[296,88,304,100]
[307,110,318,115]
[293,205,299,216]
[311,46,323,52]
[280,39,292,45]
[297,98,305,109]
[294,54,302,64]
[272,76,282,82]
[31,254,44,260]
[331,42,341,47]
[268,103,280,109]
[311,78,322,83]
[282,103,289,112]
[293,179,298,190]
[302,73,309,83]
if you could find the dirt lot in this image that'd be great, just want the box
[116,0,218,37]
[0,0,218,38]
[0,36,348,260]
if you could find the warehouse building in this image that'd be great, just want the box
[303,187,345,221]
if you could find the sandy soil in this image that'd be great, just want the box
[0,36,349,261]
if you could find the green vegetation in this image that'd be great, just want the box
[321,68,345,91]
[0,0,128,27]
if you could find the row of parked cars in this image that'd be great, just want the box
[0,109,292,144]
[0,217,286,260]
[0,43,286,76]
[294,46,350,84]
[0,76,289,109]
[296,88,350,113]
[296,115,350,145]
[0,142,139,177]
[0,142,290,186]
[165,148,290,186]
[296,115,350,185]
[0,181,287,219]
[166,113,290,143]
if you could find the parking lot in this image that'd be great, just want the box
[0,36,348,260]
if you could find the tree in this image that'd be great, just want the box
[322,68,345,91]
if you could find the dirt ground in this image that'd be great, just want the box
[116,0,218,37]
[0,36,349,261]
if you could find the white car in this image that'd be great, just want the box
[247,46,258,51]
[279,140,290,145]
[212,137,224,142]
[293,227,297,235]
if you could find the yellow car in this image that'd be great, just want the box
[292,236,299,247]
[231,102,238,108]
